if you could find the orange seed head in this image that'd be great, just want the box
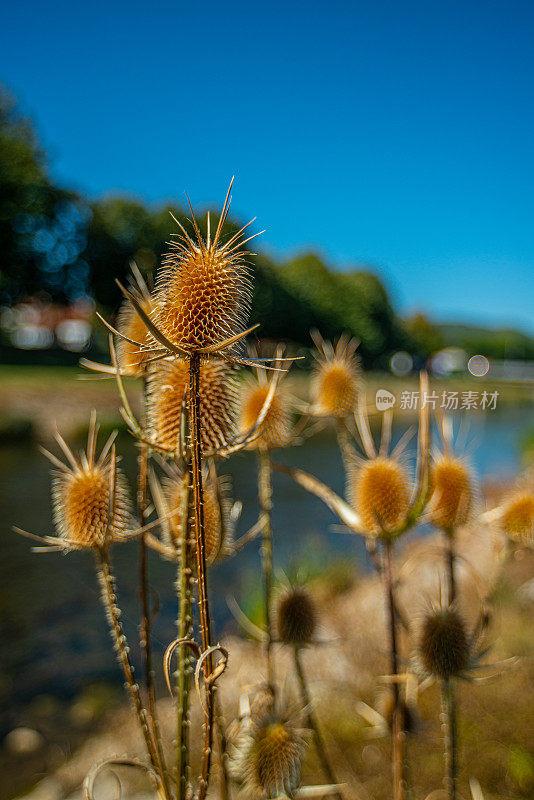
[429,457,472,530]
[352,457,410,536]
[240,381,291,450]
[500,491,534,546]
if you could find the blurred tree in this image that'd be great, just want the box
[405,312,444,359]
[0,86,90,304]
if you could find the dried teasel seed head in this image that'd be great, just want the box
[147,358,237,453]
[235,711,306,799]
[311,332,360,418]
[116,295,154,375]
[163,468,232,563]
[351,457,410,536]
[277,588,317,646]
[154,191,253,352]
[239,380,291,450]
[500,491,534,547]
[418,608,470,679]
[50,429,131,549]
[429,456,472,530]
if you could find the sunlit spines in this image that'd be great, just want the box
[153,183,254,353]
[499,490,534,547]
[310,330,360,418]
[232,708,306,799]
[239,377,292,451]
[428,456,473,531]
[48,418,131,549]
[350,457,411,536]
[146,357,238,453]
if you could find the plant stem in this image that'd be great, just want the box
[189,351,214,800]
[95,549,164,783]
[441,677,457,800]
[444,529,456,605]
[384,540,406,800]
[176,468,193,800]
[258,449,275,695]
[293,646,343,799]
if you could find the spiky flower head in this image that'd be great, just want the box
[47,417,131,550]
[239,376,292,451]
[232,708,306,799]
[499,490,534,547]
[417,607,470,680]
[277,587,317,647]
[162,465,235,563]
[147,357,237,453]
[310,331,360,418]
[350,457,410,536]
[153,182,255,353]
[429,456,472,531]
[116,295,154,376]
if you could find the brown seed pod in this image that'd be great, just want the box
[235,711,306,799]
[147,357,237,453]
[311,332,360,418]
[277,588,317,646]
[49,423,131,549]
[239,380,292,451]
[429,456,472,530]
[163,467,233,563]
[154,192,253,352]
[116,295,154,375]
[418,608,470,679]
[500,491,534,547]
[351,457,410,536]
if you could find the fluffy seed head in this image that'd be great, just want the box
[500,491,534,546]
[154,193,253,351]
[351,457,410,536]
[277,588,317,646]
[429,456,472,530]
[239,381,291,450]
[237,713,306,799]
[418,608,470,679]
[310,331,360,418]
[116,296,153,375]
[147,358,237,453]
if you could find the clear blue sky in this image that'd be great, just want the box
[1,0,533,332]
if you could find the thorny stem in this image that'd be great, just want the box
[442,529,458,800]
[258,449,275,695]
[384,540,406,800]
[444,529,456,605]
[137,374,169,791]
[189,351,215,800]
[95,548,166,791]
[335,418,353,474]
[293,647,343,800]
[177,469,193,800]
[215,696,231,800]
[441,678,457,800]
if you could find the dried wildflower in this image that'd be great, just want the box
[310,331,360,418]
[499,490,534,547]
[240,374,292,451]
[350,457,410,536]
[231,708,306,799]
[147,357,237,453]
[45,417,131,550]
[116,294,154,375]
[417,607,470,680]
[161,464,236,563]
[429,456,472,531]
[153,183,255,355]
[277,587,317,646]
